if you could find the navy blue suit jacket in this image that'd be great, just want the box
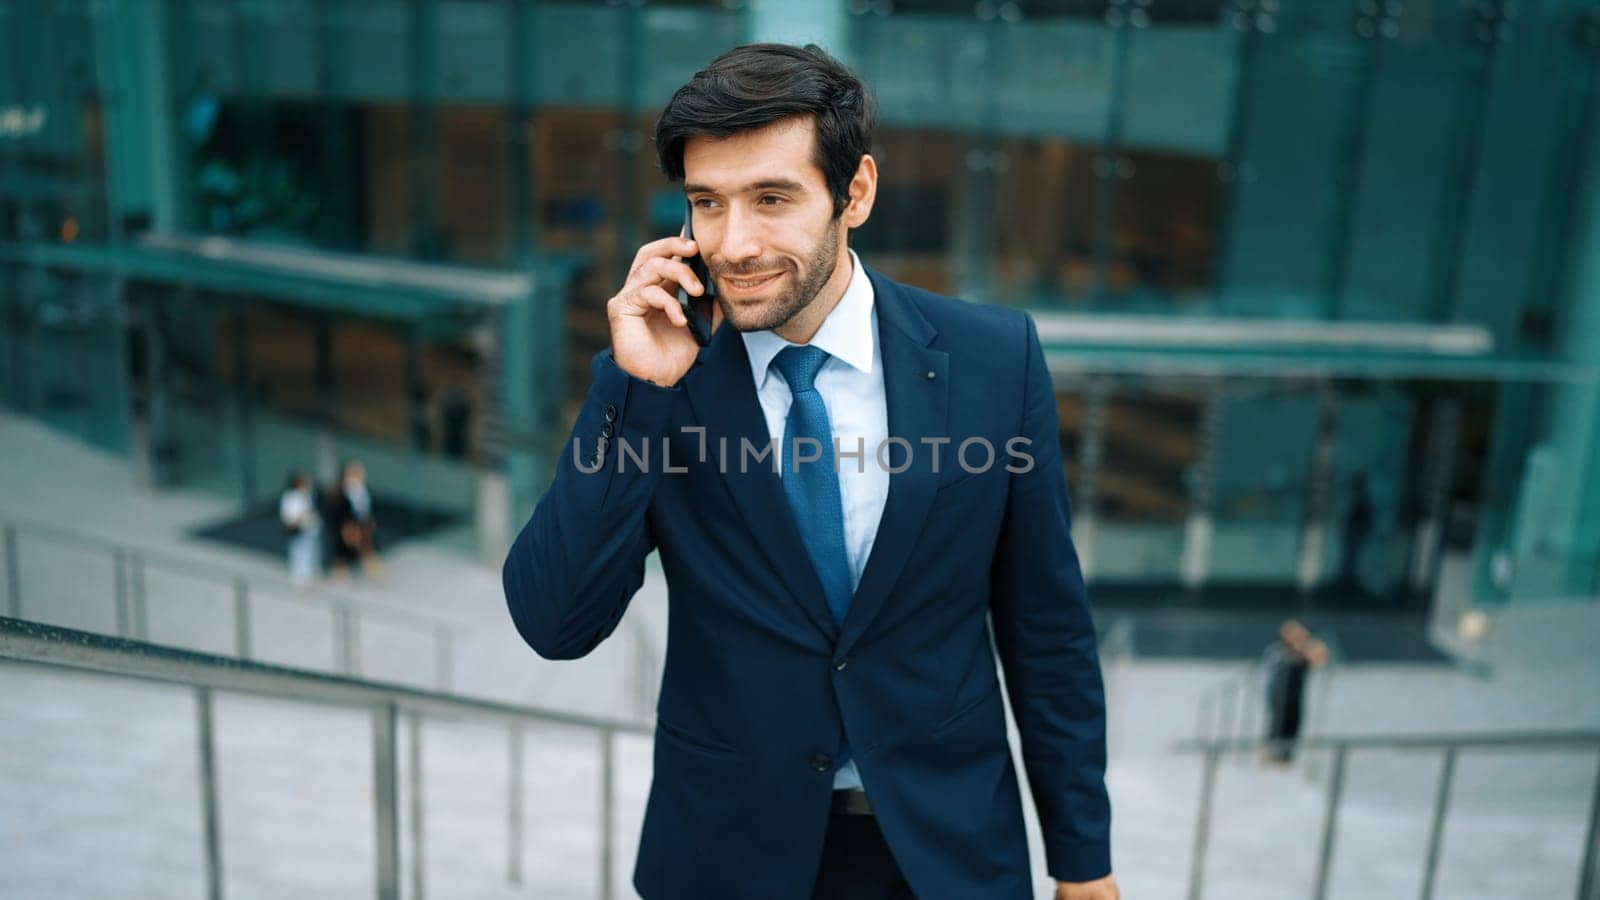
[503,266,1111,899]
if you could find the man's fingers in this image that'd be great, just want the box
[637,284,687,327]
[629,235,694,272]
[638,256,704,296]
[629,236,699,277]
[611,279,688,326]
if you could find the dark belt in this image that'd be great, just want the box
[831,789,873,816]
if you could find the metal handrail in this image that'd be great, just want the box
[1193,662,1257,747]
[1176,731,1600,900]
[0,616,651,900]
[1,515,468,690]
[136,232,534,304]
[1179,731,1600,752]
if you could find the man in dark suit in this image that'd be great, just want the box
[503,43,1116,900]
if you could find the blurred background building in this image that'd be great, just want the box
[3,1,1599,898]
[5,0,1600,606]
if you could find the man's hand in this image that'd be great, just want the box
[608,235,723,388]
[1056,874,1118,900]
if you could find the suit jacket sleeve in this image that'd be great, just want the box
[988,313,1113,883]
[502,349,678,660]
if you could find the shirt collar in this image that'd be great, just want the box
[743,249,876,390]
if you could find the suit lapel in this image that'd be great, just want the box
[682,324,839,642]
[837,269,948,658]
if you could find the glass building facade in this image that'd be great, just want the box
[3,0,1598,608]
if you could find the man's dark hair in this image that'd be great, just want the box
[654,43,876,218]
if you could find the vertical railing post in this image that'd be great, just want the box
[507,721,523,886]
[372,703,401,900]
[1236,672,1255,769]
[1311,745,1349,900]
[408,712,425,900]
[195,687,225,900]
[434,624,452,693]
[113,549,130,637]
[1231,676,1250,759]
[1198,693,1214,744]
[333,605,349,674]
[232,576,251,660]
[1578,748,1600,900]
[348,607,362,677]
[335,603,358,677]
[1186,745,1222,900]
[600,728,615,900]
[1218,683,1236,760]
[4,524,21,618]
[131,555,148,640]
[1419,747,1458,900]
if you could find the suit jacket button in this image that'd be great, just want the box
[833,658,848,672]
[809,753,832,773]
[601,422,614,439]
[604,404,617,423]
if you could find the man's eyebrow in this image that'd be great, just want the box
[683,178,808,195]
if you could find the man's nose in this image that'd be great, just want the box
[719,206,763,263]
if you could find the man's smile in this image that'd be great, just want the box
[719,271,785,296]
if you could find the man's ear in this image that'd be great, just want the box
[841,154,878,229]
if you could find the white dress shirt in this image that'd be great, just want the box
[741,250,886,792]
[279,487,319,530]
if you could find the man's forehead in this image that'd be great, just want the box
[681,116,823,192]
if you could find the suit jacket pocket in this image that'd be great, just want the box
[655,717,741,760]
[931,682,1001,738]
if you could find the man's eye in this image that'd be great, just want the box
[692,198,719,209]
[759,195,786,205]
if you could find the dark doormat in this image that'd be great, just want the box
[1090,577,1454,664]
[1089,578,1429,614]
[191,493,463,559]
[1093,608,1451,664]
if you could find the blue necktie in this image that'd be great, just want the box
[771,345,853,771]
[771,345,853,625]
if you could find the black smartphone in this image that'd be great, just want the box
[677,200,715,348]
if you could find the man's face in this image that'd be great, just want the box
[680,117,848,334]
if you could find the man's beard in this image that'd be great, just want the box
[711,221,842,334]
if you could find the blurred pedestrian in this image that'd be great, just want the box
[1340,474,1374,587]
[326,458,384,583]
[441,387,472,460]
[410,385,433,452]
[1262,619,1328,765]
[278,470,322,590]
